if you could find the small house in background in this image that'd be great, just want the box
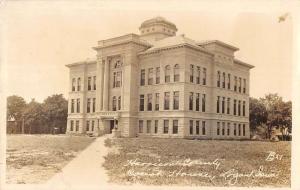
[7,115,20,134]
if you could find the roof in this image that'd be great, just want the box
[140,16,177,30]
[93,33,151,50]
[66,59,96,67]
[197,40,239,51]
[140,34,213,55]
[234,59,255,69]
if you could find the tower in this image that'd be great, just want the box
[139,16,178,42]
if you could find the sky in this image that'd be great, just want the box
[1,0,297,102]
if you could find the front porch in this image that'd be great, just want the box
[96,111,121,137]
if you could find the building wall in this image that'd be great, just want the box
[66,39,251,140]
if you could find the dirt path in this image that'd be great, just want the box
[46,134,112,189]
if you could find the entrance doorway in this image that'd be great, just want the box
[110,120,114,133]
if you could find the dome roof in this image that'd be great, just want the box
[140,16,177,30]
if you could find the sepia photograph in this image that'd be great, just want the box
[0,0,299,190]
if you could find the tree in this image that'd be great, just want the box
[7,95,27,133]
[249,97,268,133]
[23,99,44,134]
[42,94,68,134]
[260,94,292,140]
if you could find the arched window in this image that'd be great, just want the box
[112,96,117,111]
[118,96,121,110]
[222,72,226,88]
[217,71,221,87]
[174,64,180,82]
[77,77,81,91]
[165,65,171,83]
[72,78,76,91]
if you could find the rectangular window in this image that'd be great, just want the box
[147,94,152,111]
[238,124,241,136]
[165,66,170,83]
[75,120,79,131]
[217,71,220,87]
[156,67,160,84]
[203,68,207,85]
[154,120,158,133]
[217,96,220,113]
[77,77,81,91]
[147,120,151,133]
[70,120,74,131]
[140,95,144,111]
[196,66,201,84]
[189,120,193,135]
[113,72,116,88]
[164,92,170,110]
[87,98,91,113]
[139,120,143,133]
[140,69,145,86]
[233,99,237,115]
[190,65,194,83]
[118,96,121,110]
[92,98,96,112]
[222,72,226,88]
[243,124,246,136]
[234,123,237,136]
[76,98,80,113]
[93,76,96,90]
[92,120,95,131]
[189,92,193,111]
[222,122,225,135]
[173,91,179,110]
[238,100,241,116]
[116,72,122,87]
[173,120,178,134]
[227,74,231,89]
[234,76,237,91]
[217,122,220,135]
[71,99,75,113]
[227,123,230,136]
[72,78,76,91]
[112,97,117,111]
[243,101,246,116]
[243,79,246,93]
[88,77,92,91]
[227,98,230,114]
[196,120,200,135]
[196,93,200,111]
[239,77,242,93]
[86,120,90,131]
[155,93,159,111]
[163,120,169,134]
[174,65,180,82]
[202,94,206,112]
[148,68,153,85]
[222,97,225,114]
[202,121,206,135]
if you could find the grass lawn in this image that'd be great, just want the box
[6,134,95,184]
[103,138,291,187]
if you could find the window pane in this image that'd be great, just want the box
[164,92,170,110]
[173,120,178,134]
[163,120,169,134]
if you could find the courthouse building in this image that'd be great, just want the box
[66,17,254,139]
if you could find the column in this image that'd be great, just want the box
[103,58,110,111]
[97,58,104,111]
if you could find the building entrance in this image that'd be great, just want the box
[109,119,118,133]
[110,120,114,133]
